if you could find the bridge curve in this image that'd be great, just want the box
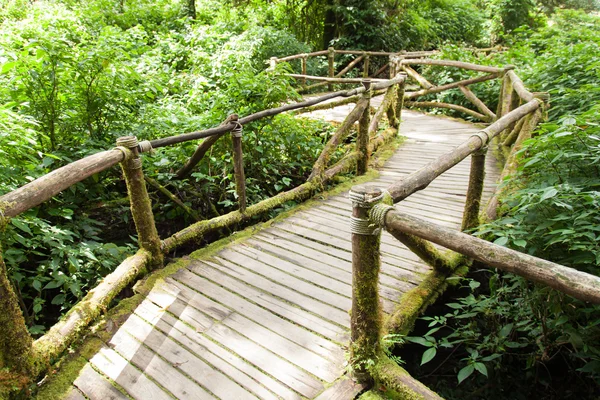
[65,103,500,400]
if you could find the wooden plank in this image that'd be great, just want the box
[272,224,430,282]
[223,313,340,382]
[74,364,131,400]
[90,347,173,400]
[120,313,259,400]
[242,238,404,304]
[145,291,216,333]
[206,323,324,398]
[163,278,344,379]
[177,262,349,342]
[64,387,87,400]
[219,247,351,309]
[135,297,298,400]
[108,319,216,400]
[281,217,431,272]
[252,231,413,291]
[166,270,346,363]
[235,244,352,297]
[208,255,350,326]
[314,377,367,400]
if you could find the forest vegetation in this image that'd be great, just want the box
[0,0,599,398]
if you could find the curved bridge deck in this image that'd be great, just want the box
[66,106,500,400]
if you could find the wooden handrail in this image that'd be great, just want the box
[400,58,505,74]
[382,209,600,304]
[387,99,541,202]
[0,149,125,218]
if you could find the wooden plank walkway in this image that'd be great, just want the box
[66,101,500,400]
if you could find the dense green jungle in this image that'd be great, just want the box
[0,0,599,398]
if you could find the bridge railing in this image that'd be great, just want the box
[0,68,406,380]
[298,57,600,397]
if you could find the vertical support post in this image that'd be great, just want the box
[231,123,247,214]
[269,57,277,70]
[301,55,307,89]
[496,66,514,120]
[0,218,34,376]
[328,47,335,92]
[349,184,383,383]
[461,147,487,231]
[357,80,372,175]
[116,136,163,269]
[388,55,395,79]
[395,78,405,131]
[363,53,370,78]
[386,85,398,129]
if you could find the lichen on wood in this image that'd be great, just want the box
[117,137,163,269]
[0,243,35,395]
[461,148,486,231]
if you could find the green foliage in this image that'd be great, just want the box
[399,9,600,398]
[0,0,331,334]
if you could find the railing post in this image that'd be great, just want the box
[301,55,307,89]
[496,65,515,120]
[269,57,277,70]
[363,53,370,78]
[116,136,163,268]
[461,147,487,231]
[328,47,335,92]
[349,184,384,383]
[357,80,372,175]
[0,217,34,376]
[395,75,405,130]
[231,122,247,213]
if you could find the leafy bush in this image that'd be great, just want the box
[402,10,600,397]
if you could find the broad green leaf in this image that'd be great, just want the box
[457,364,475,384]
[493,236,508,246]
[499,323,514,338]
[421,348,437,365]
[474,362,488,377]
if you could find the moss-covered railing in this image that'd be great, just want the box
[0,67,407,392]
[331,66,600,398]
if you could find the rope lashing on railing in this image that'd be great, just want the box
[113,146,132,161]
[231,121,243,138]
[470,131,491,148]
[116,136,142,169]
[138,140,153,154]
[369,203,395,227]
[349,188,388,235]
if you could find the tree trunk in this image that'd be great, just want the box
[322,0,336,49]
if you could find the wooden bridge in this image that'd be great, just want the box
[1,49,599,400]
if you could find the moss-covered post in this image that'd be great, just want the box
[461,147,487,231]
[357,80,372,175]
[301,55,307,89]
[363,53,370,78]
[496,65,515,120]
[328,47,335,92]
[231,123,247,214]
[534,92,550,122]
[349,184,384,383]
[0,214,35,388]
[395,63,405,130]
[116,136,163,269]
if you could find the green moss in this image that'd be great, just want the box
[359,389,391,400]
[370,355,429,400]
[385,254,469,335]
